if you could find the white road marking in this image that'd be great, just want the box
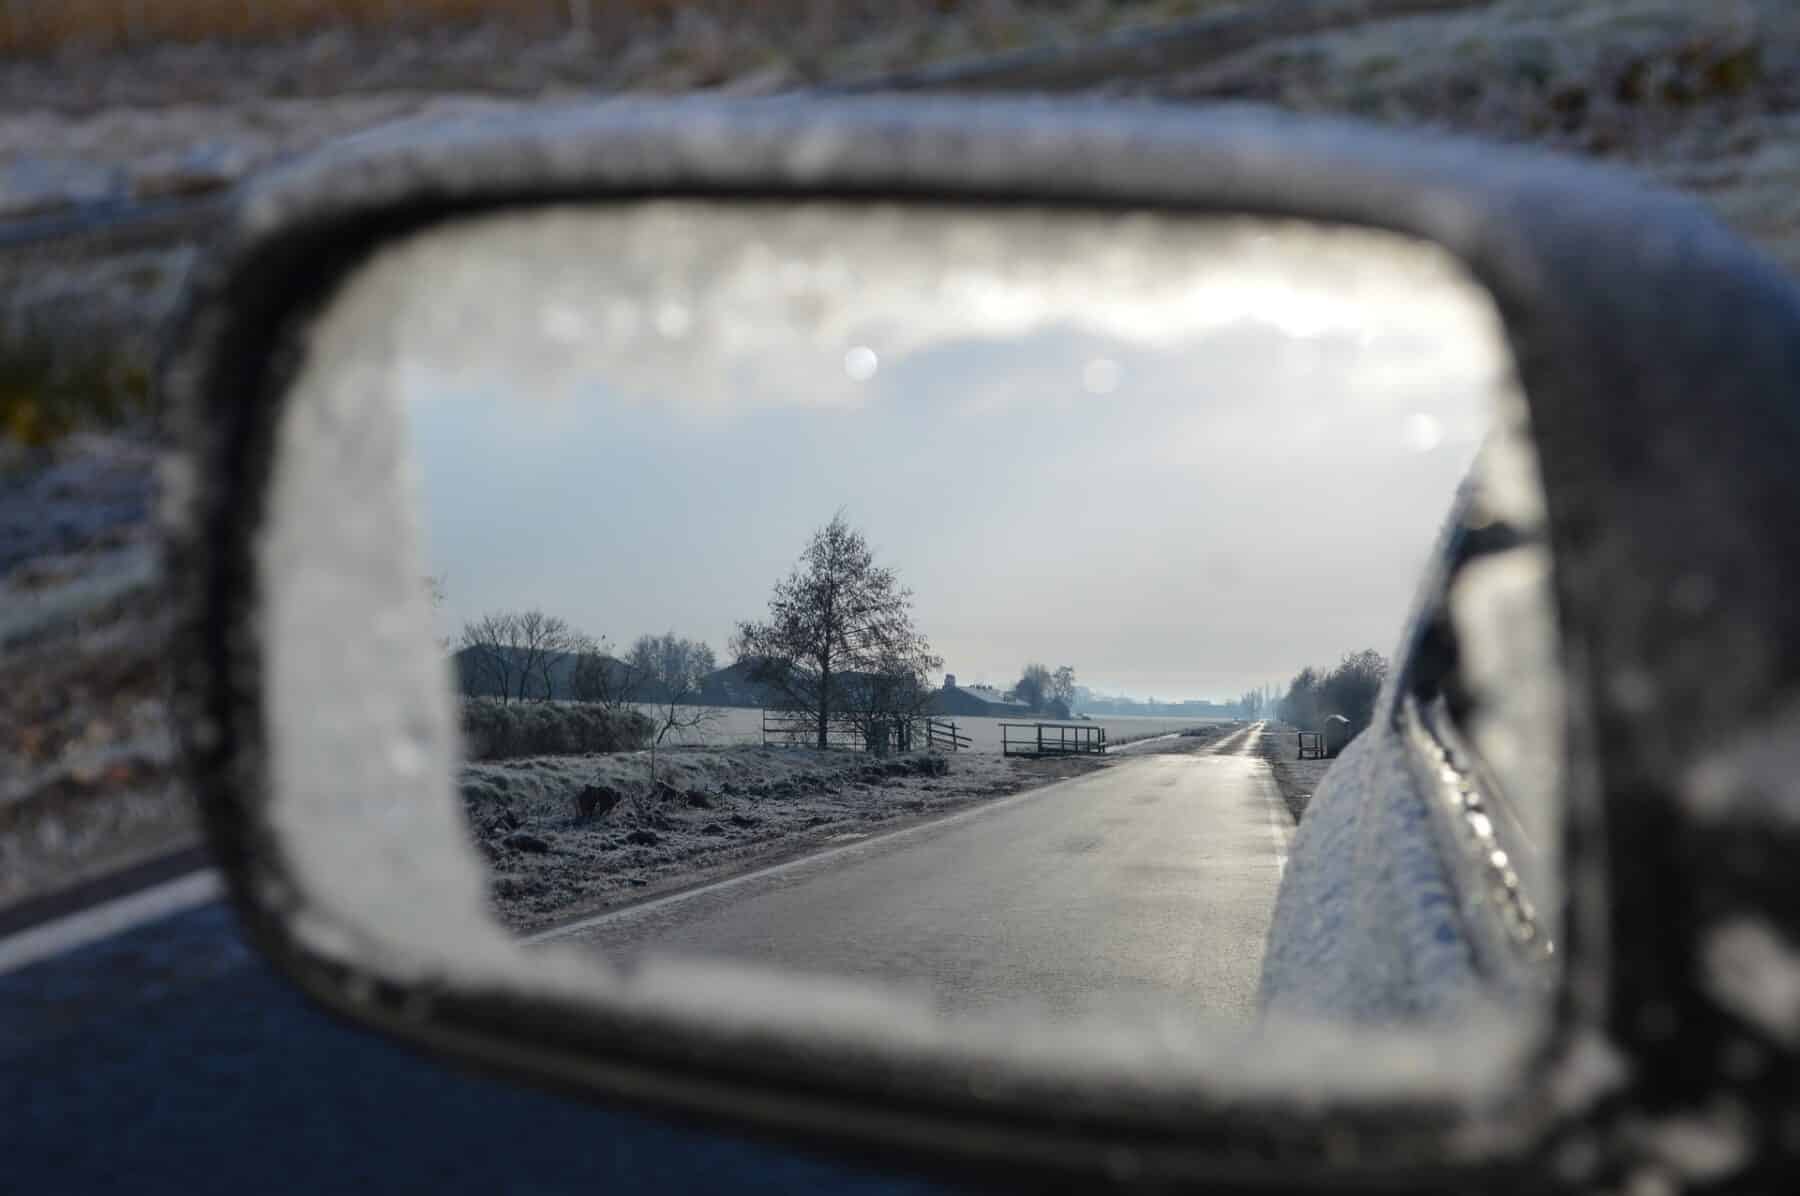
[1242,721,1294,875]
[0,869,223,977]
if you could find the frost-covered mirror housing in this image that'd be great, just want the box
[161,99,1800,1190]
[269,196,1551,1026]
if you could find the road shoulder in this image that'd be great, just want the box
[1254,721,1335,823]
[478,744,1118,934]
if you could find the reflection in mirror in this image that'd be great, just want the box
[308,202,1559,1034]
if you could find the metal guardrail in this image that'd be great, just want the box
[1000,721,1106,758]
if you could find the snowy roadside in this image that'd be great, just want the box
[1255,721,1336,823]
[464,743,1109,933]
[0,435,188,908]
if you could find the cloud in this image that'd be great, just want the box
[312,198,1520,699]
[343,200,1509,422]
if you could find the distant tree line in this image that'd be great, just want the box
[990,664,1270,721]
[441,511,943,757]
[440,511,1303,764]
[1068,687,1267,719]
[1003,663,1077,718]
[1277,649,1390,738]
[448,608,723,777]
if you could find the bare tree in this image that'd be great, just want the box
[1321,649,1389,735]
[1277,650,1389,736]
[458,611,519,701]
[1279,665,1323,731]
[839,638,936,754]
[1052,665,1077,710]
[512,609,577,702]
[628,632,720,782]
[734,512,941,751]
[568,632,645,714]
[1013,663,1053,712]
[455,608,580,702]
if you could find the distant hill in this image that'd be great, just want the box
[696,658,781,708]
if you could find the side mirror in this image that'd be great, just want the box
[161,98,1800,1189]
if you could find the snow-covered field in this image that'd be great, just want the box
[637,706,1232,753]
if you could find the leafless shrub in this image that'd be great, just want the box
[627,631,720,783]
[459,697,651,761]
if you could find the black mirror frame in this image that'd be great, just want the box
[160,97,1800,1191]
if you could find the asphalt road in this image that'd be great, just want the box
[539,725,1294,1023]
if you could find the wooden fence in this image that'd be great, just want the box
[1000,721,1106,758]
[925,718,970,753]
[760,709,970,754]
[1297,731,1325,760]
[760,708,864,751]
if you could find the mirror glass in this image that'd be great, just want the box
[265,201,1559,1043]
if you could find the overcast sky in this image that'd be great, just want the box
[356,202,1510,702]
